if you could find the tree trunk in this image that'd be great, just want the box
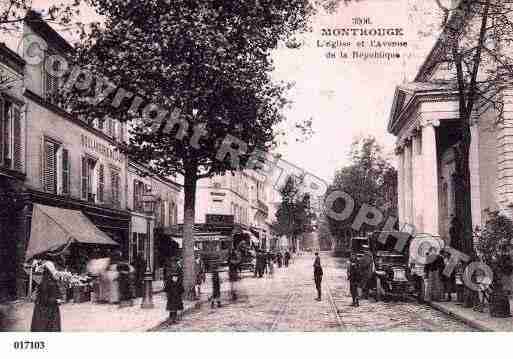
[182,163,198,301]
[454,127,473,255]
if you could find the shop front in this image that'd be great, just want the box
[12,189,131,300]
[0,176,27,302]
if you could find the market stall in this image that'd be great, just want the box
[25,204,120,303]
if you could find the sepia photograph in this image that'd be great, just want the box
[1,0,513,355]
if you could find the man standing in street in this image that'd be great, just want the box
[348,254,360,307]
[284,251,291,267]
[313,252,323,301]
[228,248,241,301]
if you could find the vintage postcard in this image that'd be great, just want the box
[1,0,512,353]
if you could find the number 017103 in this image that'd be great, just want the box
[13,341,46,350]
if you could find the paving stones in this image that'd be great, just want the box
[158,255,475,332]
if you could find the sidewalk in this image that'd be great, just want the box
[427,298,513,331]
[3,278,234,332]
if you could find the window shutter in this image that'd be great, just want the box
[108,118,114,138]
[43,141,56,193]
[98,164,104,202]
[111,170,120,207]
[81,157,88,199]
[0,99,5,165]
[12,107,22,172]
[62,148,70,194]
[117,122,123,142]
[134,180,139,210]
[3,104,11,164]
[160,201,165,226]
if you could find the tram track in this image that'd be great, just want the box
[270,270,345,331]
[269,290,296,331]
[325,276,345,330]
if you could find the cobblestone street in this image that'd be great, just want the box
[158,253,475,332]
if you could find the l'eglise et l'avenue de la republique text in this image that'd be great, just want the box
[317,17,407,60]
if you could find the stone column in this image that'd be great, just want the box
[469,121,482,230]
[422,122,440,236]
[404,140,413,226]
[397,147,405,227]
[412,131,423,232]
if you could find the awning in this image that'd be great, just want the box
[25,204,119,261]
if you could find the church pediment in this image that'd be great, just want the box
[388,82,458,135]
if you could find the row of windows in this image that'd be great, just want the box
[42,137,121,206]
[42,53,124,144]
[231,202,248,225]
[212,172,270,206]
[0,98,23,172]
[133,179,178,227]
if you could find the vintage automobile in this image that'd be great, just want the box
[366,231,415,301]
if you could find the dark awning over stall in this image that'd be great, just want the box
[25,204,118,261]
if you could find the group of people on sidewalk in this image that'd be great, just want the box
[28,244,297,330]
[254,250,292,278]
[29,247,151,332]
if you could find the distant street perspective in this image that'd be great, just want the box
[3,0,513,337]
[157,254,473,332]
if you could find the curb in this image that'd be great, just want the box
[426,301,493,332]
[148,290,243,331]
[149,298,207,331]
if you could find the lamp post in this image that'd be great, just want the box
[141,193,157,309]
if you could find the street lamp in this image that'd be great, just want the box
[141,193,157,309]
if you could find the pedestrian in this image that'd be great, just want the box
[348,254,360,307]
[253,250,258,278]
[228,249,241,301]
[117,261,135,308]
[284,251,291,267]
[359,252,372,300]
[313,252,323,301]
[449,215,462,251]
[165,272,184,324]
[194,255,205,298]
[440,250,455,302]
[30,247,71,332]
[210,262,222,308]
[256,251,264,278]
[277,252,283,268]
[267,253,274,278]
[425,248,444,302]
[454,261,465,303]
[134,253,146,298]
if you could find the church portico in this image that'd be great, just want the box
[389,83,467,243]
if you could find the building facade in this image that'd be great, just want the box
[0,43,27,301]
[194,170,272,249]
[0,14,182,302]
[388,7,512,247]
[127,161,181,279]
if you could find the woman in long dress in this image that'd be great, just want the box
[425,250,443,302]
[31,259,62,331]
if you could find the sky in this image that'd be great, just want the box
[271,0,444,182]
[2,0,446,184]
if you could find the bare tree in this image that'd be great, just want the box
[0,0,81,32]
